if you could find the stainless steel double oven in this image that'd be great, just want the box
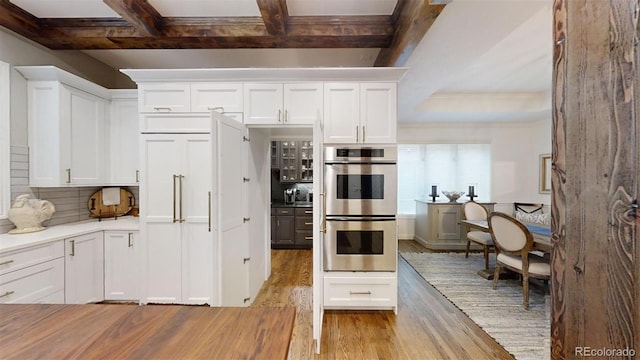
[323,145,397,271]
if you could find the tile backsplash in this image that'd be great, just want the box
[0,146,139,234]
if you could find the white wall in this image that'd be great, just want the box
[397,118,551,238]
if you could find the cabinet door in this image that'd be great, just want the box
[139,83,190,113]
[283,83,323,124]
[140,135,181,303]
[323,83,360,143]
[109,97,139,185]
[180,135,213,305]
[65,232,104,304]
[68,86,106,185]
[191,83,243,113]
[436,206,461,240]
[360,83,397,144]
[243,83,283,124]
[275,215,295,245]
[104,231,139,301]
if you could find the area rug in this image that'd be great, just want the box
[400,251,550,360]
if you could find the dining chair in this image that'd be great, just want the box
[488,211,550,309]
[462,201,493,270]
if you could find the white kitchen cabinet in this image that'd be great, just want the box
[138,83,191,113]
[140,133,212,304]
[323,82,397,144]
[0,241,65,304]
[109,90,139,185]
[24,81,107,186]
[243,82,322,125]
[323,272,397,312]
[65,232,104,304]
[104,231,139,301]
[191,83,243,114]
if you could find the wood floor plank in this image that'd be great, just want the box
[252,245,514,359]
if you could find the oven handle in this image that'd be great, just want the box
[324,161,397,165]
[325,216,396,222]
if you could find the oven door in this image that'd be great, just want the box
[323,217,397,271]
[324,163,397,216]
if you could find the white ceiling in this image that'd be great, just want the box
[10,0,553,124]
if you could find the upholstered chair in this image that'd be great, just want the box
[488,212,551,310]
[462,201,493,270]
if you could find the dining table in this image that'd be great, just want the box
[460,219,551,279]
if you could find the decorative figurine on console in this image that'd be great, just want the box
[7,194,56,234]
[430,185,439,202]
[467,185,477,201]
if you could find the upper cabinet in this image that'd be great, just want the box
[139,83,244,118]
[109,90,139,185]
[324,82,397,144]
[138,83,190,113]
[21,77,108,187]
[191,83,243,114]
[243,82,323,125]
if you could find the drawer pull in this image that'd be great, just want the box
[281,210,289,214]
[304,222,313,225]
[0,259,14,266]
[0,291,15,298]
[350,291,372,295]
[70,240,75,257]
[208,106,224,113]
[153,107,171,112]
[304,210,312,214]
[304,236,313,240]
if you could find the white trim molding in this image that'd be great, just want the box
[0,61,10,218]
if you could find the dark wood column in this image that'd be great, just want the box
[552,0,639,358]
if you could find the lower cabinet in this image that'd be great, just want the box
[0,239,65,304]
[323,272,397,313]
[271,207,295,246]
[65,232,104,304]
[271,207,313,249]
[104,231,139,301]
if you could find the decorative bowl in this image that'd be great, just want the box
[442,190,465,203]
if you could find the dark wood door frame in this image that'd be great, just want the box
[552,0,639,358]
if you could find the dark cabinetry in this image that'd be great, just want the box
[271,140,313,183]
[271,207,313,249]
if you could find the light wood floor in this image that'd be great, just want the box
[252,240,514,359]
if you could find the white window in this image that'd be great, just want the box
[0,61,10,218]
[398,144,491,215]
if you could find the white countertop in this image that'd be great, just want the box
[0,217,139,254]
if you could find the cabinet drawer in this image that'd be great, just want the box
[295,207,313,216]
[0,241,64,276]
[295,217,313,230]
[294,230,313,244]
[139,83,190,113]
[141,114,211,133]
[323,275,397,308]
[0,257,65,304]
[274,208,294,216]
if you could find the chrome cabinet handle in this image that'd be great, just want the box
[362,126,366,143]
[356,126,359,143]
[278,109,282,122]
[173,175,178,223]
[321,193,326,233]
[0,291,14,298]
[0,259,14,266]
[304,222,313,225]
[135,170,139,183]
[208,191,212,232]
[350,291,372,295]
[128,233,133,247]
[304,236,313,240]
[281,210,289,214]
[179,175,185,223]
[66,168,71,183]
[153,107,171,112]
[208,106,224,113]
[304,210,312,214]
[70,240,75,256]
[285,109,288,122]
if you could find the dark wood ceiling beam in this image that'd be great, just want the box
[0,0,47,41]
[256,0,288,35]
[102,0,164,36]
[374,0,445,67]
